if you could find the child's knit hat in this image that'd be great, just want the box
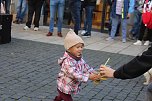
[64,29,84,50]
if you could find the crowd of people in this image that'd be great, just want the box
[0,0,152,45]
[1,0,152,101]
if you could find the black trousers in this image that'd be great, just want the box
[138,21,152,41]
[26,0,44,28]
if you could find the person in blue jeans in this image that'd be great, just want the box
[46,0,65,37]
[106,0,135,43]
[129,0,144,40]
[13,0,27,24]
[81,0,96,37]
[69,0,81,35]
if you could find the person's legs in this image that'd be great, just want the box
[133,21,147,45]
[57,0,65,33]
[121,18,127,42]
[85,6,94,35]
[26,0,34,28]
[110,16,119,39]
[69,0,81,35]
[49,1,57,33]
[19,0,27,22]
[145,83,152,101]
[16,0,22,20]
[34,0,44,28]
[54,89,73,101]
[83,5,94,36]
[130,10,142,38]
[138,21,147,41]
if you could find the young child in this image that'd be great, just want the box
[54,30,100,101]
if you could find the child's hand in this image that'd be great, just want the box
[89,73,101,81]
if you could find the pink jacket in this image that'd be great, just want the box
[57,51,94,94]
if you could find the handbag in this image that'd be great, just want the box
[142,0,152,29]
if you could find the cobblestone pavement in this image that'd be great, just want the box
[0,38,147,101]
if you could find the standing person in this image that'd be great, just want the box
[100,44,152,101]
[13,0,27,24]
[46,0,65,37]
[81,0,96,37]
[133,21,152,46]
[54,30,100,101]
[108,0,121,37]
[69,0,81,35]
[106,0,135,43]
[23,0,44,31]
[129,0,144,40]
[2,0,11,14]
[133,0,152,46]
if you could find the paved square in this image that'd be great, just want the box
[0,38,146,101]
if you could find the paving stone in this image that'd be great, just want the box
[0,38,146,101]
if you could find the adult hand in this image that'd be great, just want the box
[100,65,115,78]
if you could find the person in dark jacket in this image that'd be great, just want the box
[100,44,152,101]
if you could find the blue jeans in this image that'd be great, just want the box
[110,15,127,40]
[130,10,142,38]
[69,0,81,35]
[16,0,27,21]
[83,6,95,35]
[49,0,65,33]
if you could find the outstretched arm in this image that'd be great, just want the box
[101,45,152,79]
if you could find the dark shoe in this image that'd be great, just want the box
[57,32,63,37]
[46,32,53,36]
[18,20,23,24]
[13,19,19,24]
[82,32,91,38]
[128,32,135,40]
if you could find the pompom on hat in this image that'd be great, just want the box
[64,29,84,50]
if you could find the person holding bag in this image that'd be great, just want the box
[133,0,152,46]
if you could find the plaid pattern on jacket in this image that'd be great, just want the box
[57,51,94,95]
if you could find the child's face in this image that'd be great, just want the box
[68,43,84,57]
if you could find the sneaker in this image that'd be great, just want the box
[34,27,39,31]
[122,39,126,43]
[106,37,114,41]
[23,26,30,30]
[80,30,86,35]
[133,40,142,45]
[82,32,91,38]
[144,41,150,46]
